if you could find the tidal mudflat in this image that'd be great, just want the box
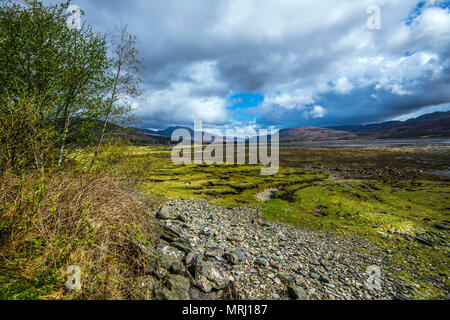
[141,144,449,299]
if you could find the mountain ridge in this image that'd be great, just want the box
[134,111,450,143]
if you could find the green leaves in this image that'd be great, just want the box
[0,0,110,170]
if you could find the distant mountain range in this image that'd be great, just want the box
[279,126,358,142]
[132,111,450,143]
[133,126,218,144]
[326,111,450,140]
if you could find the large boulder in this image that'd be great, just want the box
[157,223,183,242]
[157,245,185,270]
[172,239,193,254]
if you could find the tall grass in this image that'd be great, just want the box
[0,168,159,300]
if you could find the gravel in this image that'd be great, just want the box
[153,198,410,300]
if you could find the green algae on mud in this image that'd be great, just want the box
[147,163,327,207]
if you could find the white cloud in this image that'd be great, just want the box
[136,61,229,127]
[309,105,327,118]
[334,77,354,94]
[263,89,314,110]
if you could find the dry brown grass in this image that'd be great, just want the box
[0,169,159,300]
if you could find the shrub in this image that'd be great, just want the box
[0,92,60,173]
[0,169,158,300]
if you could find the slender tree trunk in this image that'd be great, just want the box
[91,110,111,164]
[89,61,122,169]
[58,105,71,167]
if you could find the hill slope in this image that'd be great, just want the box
[280,126,358,142]
[329,111,450,139]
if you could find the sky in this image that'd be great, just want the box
[54,0,450,131]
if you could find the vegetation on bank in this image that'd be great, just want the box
[0,1,164,300]
[0,168,158,299]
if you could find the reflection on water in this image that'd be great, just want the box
[282,139,450,147]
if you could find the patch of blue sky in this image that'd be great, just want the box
[232,113,261,122]
[438,0,450,9]
[405,1,450,25]
[405,1,426,25]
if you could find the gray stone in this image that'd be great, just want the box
[156,206,174,220]
[158,223,183,242]
[224,252,239,265]
[255,259,268,268]
[139,276,156,300]
[202,227,215,238]
[195,260,230,293]
[157,245,185,269]
[414,236,433,246]
[310,273,320,279]
[319,275,331,283]
[186,252,201,266]
[288,285,309,300]
[270,262,282,271]
[435,223,449,231]
[227,236,244,243]
[155,274,190,300]
[254,218,270,227]
[189,287,218,300]
[152,198,405,300]
[407,283,420,290]
[232,249,245,262]
[277,273,293,282]
[271,254,283,262]
[171,261,186,274]
[205,247,224,259]
[172,240,193,254]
